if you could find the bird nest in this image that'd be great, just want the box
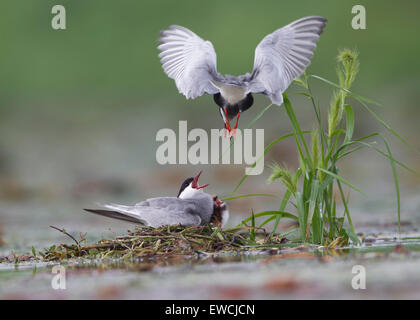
[40,225,289,262]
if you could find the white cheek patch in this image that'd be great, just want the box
[179,184,202,199]
[221,208,229,227]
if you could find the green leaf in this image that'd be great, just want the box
[354,141,419,176]
[309,74,381,106]
[250,212,256,242]
[344,104,354,143]
[283,93,312,168]
[230,131,310,194]
[318,168,365,195]
[259,216,277,228]
[356,98,420,156]
[245,103,274,130]
[239,210,298,226]
[296,192,306,242]
[318,174,334,195]
[307,180,321,243]
[221,193,276,201]
[312,207,322,244]
[381,137,401,234]
[271,189,293,237]
[306,179,318,224]
[343,227,361,245]
[336,180,355,232]
[296,92,312,98]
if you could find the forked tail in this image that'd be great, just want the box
[83,209,144,224]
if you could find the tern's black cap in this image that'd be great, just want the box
[177,177,194,197]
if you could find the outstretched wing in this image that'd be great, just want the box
[248,16,327,105]
[158,25,220,99]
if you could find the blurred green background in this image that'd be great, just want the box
[0,0,420,250]
[1,0,419,100]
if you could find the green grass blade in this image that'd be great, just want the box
[309,74,381,106]
[239,210,298,226]
[221,194,276,201]
[283,93,312,168]
[343,227,361,245]
[250,211,256,242]
[246,103,273,129]
[380,137,401,234]
[260,216,277,228]
[296,192,306,242]
[230,131,310,194]
[312,205,322,244]
[356,98,420,156]
[271,189,293,238]
[336,179,355,232]
[306,179,320,241]
[318,174,334,195]
[275,226,299,239]
[344,104,354,143]
[337,145,367,159]
[356,141,419,176]
[305,77,327,152]
[318,168,366,195]
[334,132,379,160]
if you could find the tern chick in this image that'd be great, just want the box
[157,16,327,136]
[84,171,229,228]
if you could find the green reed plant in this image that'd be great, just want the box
[227,48,418,246]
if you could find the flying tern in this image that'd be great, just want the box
[157,16,327,136]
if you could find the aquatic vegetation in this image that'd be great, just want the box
[36,225,294,262]
[231,49,417,246]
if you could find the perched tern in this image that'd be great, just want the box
[84,171,229,228]
[157,16,327,136]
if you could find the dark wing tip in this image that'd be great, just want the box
[83,208,97,213]
[83,208,142,224]
[315,16,327,22]
[319,17,328,34]
[307,16,328,23]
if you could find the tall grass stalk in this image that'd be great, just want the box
[232,48,417,246]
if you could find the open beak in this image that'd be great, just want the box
[212,195,224,207]
[223,109,232,132]
[192,170,209,190]
[222,109,240,139]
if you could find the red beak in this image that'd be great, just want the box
[191,170,209,190]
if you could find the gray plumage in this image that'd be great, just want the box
[84,192,214,228]
[157,16,327,105]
